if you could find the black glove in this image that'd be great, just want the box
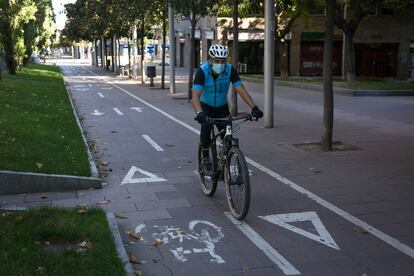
[194,111,207,124]
[251,105,263,119]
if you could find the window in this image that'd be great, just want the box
[380,7,394,16]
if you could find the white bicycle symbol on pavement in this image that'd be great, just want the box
[136,220,225,263]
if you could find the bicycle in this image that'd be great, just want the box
[197,113,256,220]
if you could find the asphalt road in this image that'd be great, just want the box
[62,60,414,275]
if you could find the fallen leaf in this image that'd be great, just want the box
[126,231,141,240]
[133,269,143,276]
[128,252,141,264]
[152,239,162,247]
[97,200,110,205]
[40,193,48,199]
[36,162,44,169]
[115,213,128,219]
[353,226,368,234]
[79,240,93,249]
[44,241,50,245]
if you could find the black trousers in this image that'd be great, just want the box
[200,102,230,151]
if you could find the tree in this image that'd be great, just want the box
[173,0,219,100]
[0,0,37,74]
[321,0,335,151]
[334,0,366,83]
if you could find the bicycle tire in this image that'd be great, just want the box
[197,143,218,196]
[224,146,251,220]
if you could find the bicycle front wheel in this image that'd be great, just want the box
[197,143,218,196]
[224,146,251,220]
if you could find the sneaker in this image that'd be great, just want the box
[201,157,214,176]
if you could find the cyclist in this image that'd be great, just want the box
[192,44,263,176]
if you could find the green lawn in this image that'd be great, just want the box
[0,64,91,176]
[0,207,125,275]
[242,75,414,90]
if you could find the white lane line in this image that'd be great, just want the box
[97,92,104,98]
[113,108,124,116]
[82,66,414,260]
[224,212,300,275]
[142,135,164,151]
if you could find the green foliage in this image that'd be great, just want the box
[172,0,219,23]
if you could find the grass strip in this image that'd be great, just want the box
[0,63,91,176]
[0,207,125,276]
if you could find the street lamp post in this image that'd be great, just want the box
[264,0,275,128]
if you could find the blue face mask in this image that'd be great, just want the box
[212,63,225,74]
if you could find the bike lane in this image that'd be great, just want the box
[64,63,414,275]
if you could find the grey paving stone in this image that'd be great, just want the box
[126,184,177,194]
[0,193,26,207]
[135,198,191,211]
[52,198,92,208]
[25,191,78,203]
[119,209,172,221]
[98,201,137,213]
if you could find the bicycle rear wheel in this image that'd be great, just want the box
[224,146,250,220]
[197,143,218,196]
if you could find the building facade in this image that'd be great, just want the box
[173,5,414,79]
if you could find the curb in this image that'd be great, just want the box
[0,170,101,194]
[106,212,135,276]
[241,76,414,96]
[65,82,100,178]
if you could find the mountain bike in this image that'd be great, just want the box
[197,113,255,220]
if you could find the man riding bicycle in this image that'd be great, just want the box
[192,44,263,176]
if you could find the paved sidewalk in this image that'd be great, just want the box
[2,60,414,275]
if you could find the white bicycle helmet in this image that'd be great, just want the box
[208,44,229,60]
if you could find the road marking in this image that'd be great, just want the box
[91,110,104,116]
[130,107,144,112]
[113,108,124,116]
[142,135,164,151]
[97,92,104,98]
[121,166,167,185]
[82,77,86,80]
[260,211,340,250]
[83,66,414,260]
[88,84,92,87]
[225,212,301,275]
[101,87,113,90]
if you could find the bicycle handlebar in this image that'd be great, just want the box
[206,113,255,125]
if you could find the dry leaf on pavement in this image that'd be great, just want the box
[152,239,162,247]
[352,226,368,234]
[128,252,141,264]
[115,213,128,219]
[133,269,143,276]
[40,193,48,199]
[126,230,141,240]
[97,200,110,205]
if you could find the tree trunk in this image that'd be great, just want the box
[128,37,132,78]
[231,0,239,116]
[188,13,197,101]
[344,30,356,83]
[321,0,335,152]
[141,16,145,84]
[161,3,167,89]
[95,40,99,67]
[118,38,121,72]
[101,37,104,68]
[104,37,109,71]
[111,37,115,72]
[279,41,289,78]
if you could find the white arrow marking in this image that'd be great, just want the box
[113,108,124,116]
[91,110,104,116]
[142,135,164,151]
[121,166,167,185]
[75,88,89,91]
[74,84,86,88]
[130,107,144,112]
[97,92,104,98]
[259,211,340,250]
[225,212,300,275]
